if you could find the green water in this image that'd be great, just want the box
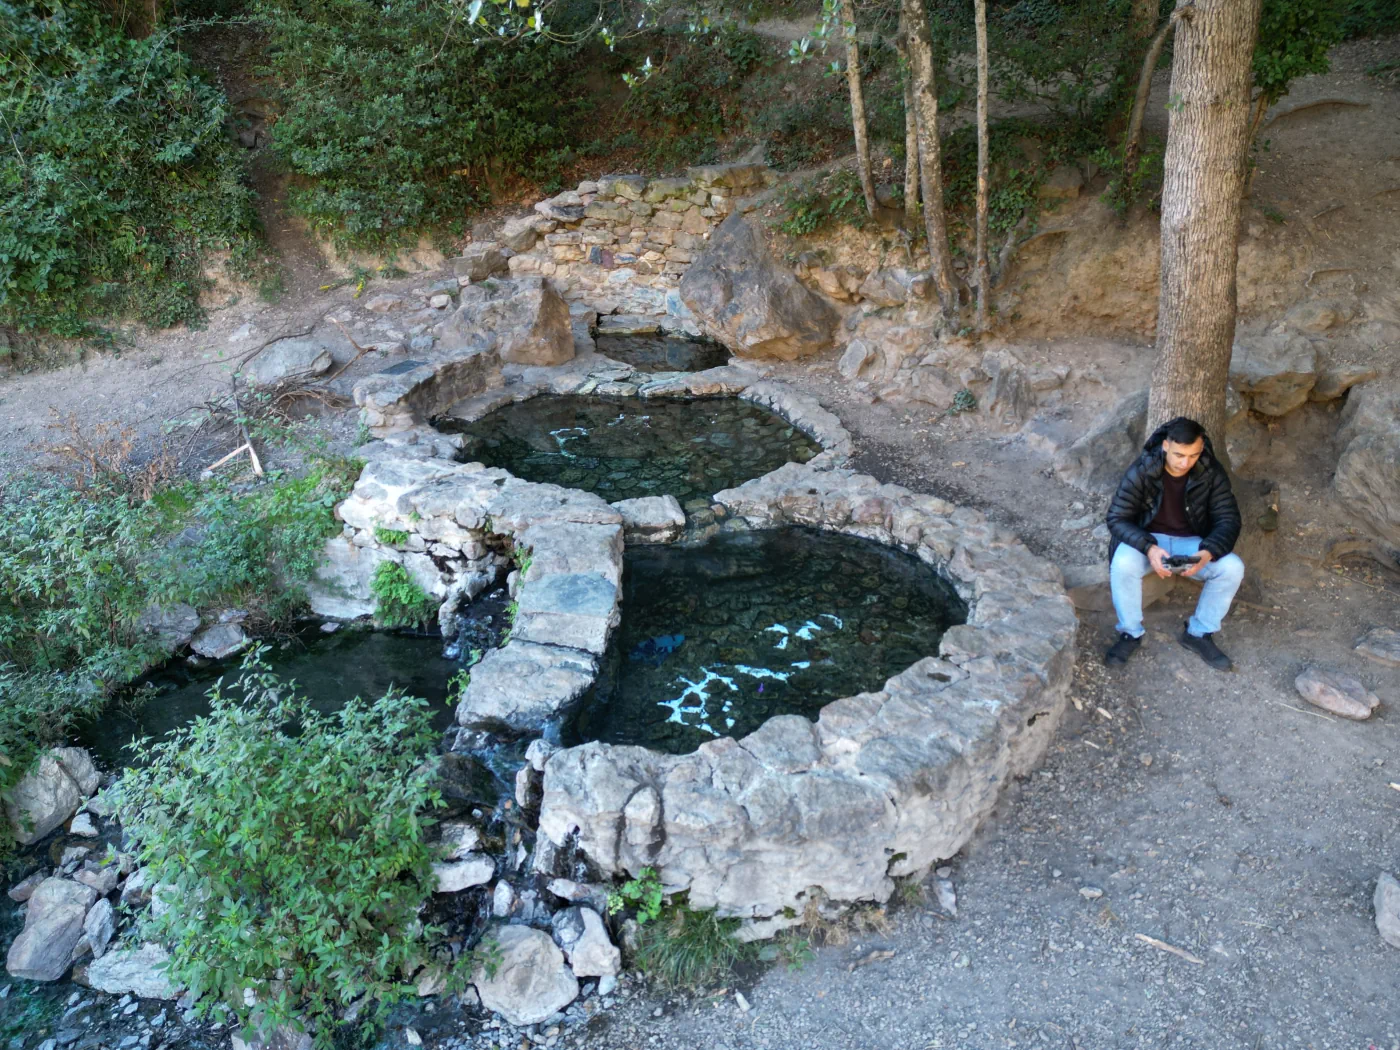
[439,395,821,504]
[565,528,968,755]
[594,332,729,372]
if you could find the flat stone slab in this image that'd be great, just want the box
[1356,627,1400,668]
[517,523,624,587]
[458,642,598,732]
[611,496,686,544]
[513,573,620,655]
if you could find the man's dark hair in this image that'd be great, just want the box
[1162,417,1206,445]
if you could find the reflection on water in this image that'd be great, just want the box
[594,332,729,373]
[565,528,968,755]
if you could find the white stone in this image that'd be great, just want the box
[610,496,686,544]
[83,899,115,959]
[553,907,620,978]
[5,878,97,981]
[472,926,578,1027]
[433,855,495,893]
[3,751,84,845]
[86,943,179,1000]
[1377,872,1400,949]
[189,623,249,660]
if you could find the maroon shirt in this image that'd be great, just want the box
[1146,471,1194,537]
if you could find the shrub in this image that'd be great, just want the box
[116,654,446,1046]
[632,899,758,989]
[0,0,262,337]
[369,562,437,629]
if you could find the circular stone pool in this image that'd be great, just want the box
[437,395,821,504]
[564,527,968,755]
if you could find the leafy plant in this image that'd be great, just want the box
[373,525,411,547]
[632,899,759,989]
[778,170,871,237]
[607,866,665,925]
[948,388,978,415]
[369,563,438,629]
[1253,0,1345,108]
[117,653,446,1047]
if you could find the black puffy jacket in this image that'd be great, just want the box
[1106,420,1241,563]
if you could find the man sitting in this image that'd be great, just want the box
[1104,416,1244,671]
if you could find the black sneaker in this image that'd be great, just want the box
[1179,625,1232,671]
[1104,632,1142,666]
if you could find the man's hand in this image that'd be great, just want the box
[1147,545,1171,579]
[1180,549,1213,577]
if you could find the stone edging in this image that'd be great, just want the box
[534,462,1077,930]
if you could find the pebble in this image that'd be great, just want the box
[405,1028,423,1046]
[652,1006,664,1018]
[1079,886,1104,900]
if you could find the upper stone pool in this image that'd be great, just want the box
[593,332,729,373]
[437,395,821,504]
[564,527,968,755]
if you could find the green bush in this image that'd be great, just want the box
[257,0,585,250]
[1254,0,1346,107]
[117,654,446,1046]
[632,899,758,989]
[0,0,262,337]
[369,562,437,629]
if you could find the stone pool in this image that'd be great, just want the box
[565,528,967,755]
[437,395,820,504]
[593,332,728,373]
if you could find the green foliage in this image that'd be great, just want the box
[369,563,437,629]
[1095,137,1166,214]
[948,388,978,415]
[632,899,759,989]
[117,654,445,1047]
[1340,0,1400,37]
[512,545,533,577]
[607,866,665,924]
[0,0,262,337]
[778,170,870,237]
[257,0,585,250]
[1253,0,1346,106]
[373,525,411,547]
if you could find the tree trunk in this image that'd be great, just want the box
[901,0,959,315]
[895,13,920,223]
[973,0,990,329]
[1122,9,1186,179]
[1146,0,1262,441]
[841,0,878,217]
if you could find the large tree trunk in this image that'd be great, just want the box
[895,12,920,223]
[1146,0,1262,441]
[901,0,959,315]
[973,0,990,329]
[841,0,878,217]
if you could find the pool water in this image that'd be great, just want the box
[594,332,729,373]
[564,528,968,755]
[439,396,821,505]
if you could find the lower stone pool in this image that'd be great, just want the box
[563,527,969,755]
[438,395,821,504]
[593,332,729,372]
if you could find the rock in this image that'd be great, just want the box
[472,926,578,1027]
[433,854,495,893]
[512,573,620,656]
[352,345,502,433]
[1310,364,1377,401]
[416,965,447,997]
[52,748,99,796]
[491,881,517,918]
[440,821,483,860]
[364,293,404,314]
[5,878,97,981]
[526,738,559,772]
[457,642,598,732]
[453,244,509,282]
[1377,872,1400,949]
[1053,389,1148,494]
[857,270,910,308]
[1293,666,1380,720]
[501,215,543,252]
[441,276,573,367]
[1228,334,1318,416]
[1079,886,1104,900]
[982,352,1033,428]
[1285,300,1348,334]
[679,213,837,361]
[1039,165,1084,200]
[229,1023,312,1050]
[4,750,85,846]
[189,623,249,660]
[136,603,200,652]
[534,194,586,223]
[552,907,620,978]
[245,338,333,388]
[83,900,115,959]
[1333,385,1400,555]
[838,341,876,380]
[610,496,686,544]
[119,868,149,908]
[8,871,46,902]
[73,865,118,896]
[1355,627,1400,668]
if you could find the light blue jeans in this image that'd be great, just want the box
[1110,533,1245,639]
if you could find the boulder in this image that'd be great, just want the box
[501,215,543,253]
[86,942,179,999]
[83,898,115,959]
[364,293,404,314]
[453,244,509,282]
[1355,627,1400,668]
[551,907,620,978]
[473,926,578,1027]
[1377,872,1400,949]
[189,622,249,660]
[838,341,877,380]
[1333,385,1400,555]
[1294,666,1380,720]
[1053,389,1148,494]
[512,573,620,655]
[856,270,911,308]
[1228,334,1318,416]
[457,642,597,732]
[353,346,503,432]
[306,539,398,620]
[8,870,46,902]
[136,603,201,652]
[982,351,1034,428]
[433,854,495,893]
[4,750,85,845]
[1039,165,1085,201]
[231,1025,313,1050]
[52,747,100,795]
[440,277,573,367]
[5,877,97,981]
[1309,364,1377,401]
[610,496,686,544]
[245,338,333,388]
[440,821,483,860]
[679,214,836,361]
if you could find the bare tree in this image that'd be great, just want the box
[901,0,959,315]
[1146,0,1262,438]
[973,0,990,329]
[1122,4,1192,180]
[840,0,878,216]
[894,11,920,224]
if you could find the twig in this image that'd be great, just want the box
[1134,933,1204,965]
[324,318,372,382]
[228,376,264,477]
[1269,700,1336,722]
[203,442,252,474]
